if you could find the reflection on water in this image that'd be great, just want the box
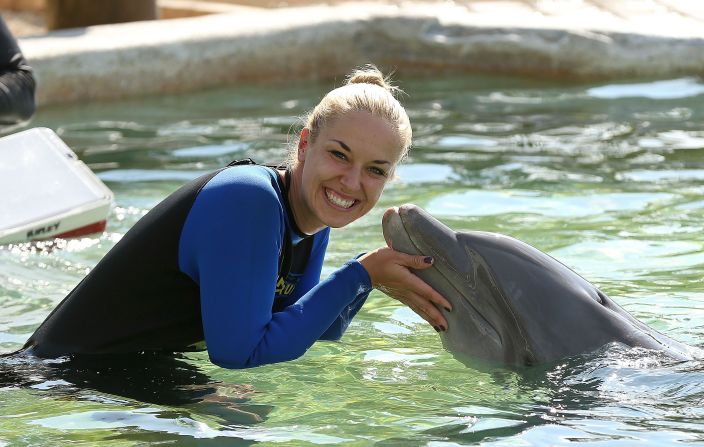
[587,78,704,100]
[97,169,206,183]
[427,190,675,218]
[0,350,272,445]
[0,75,703,445]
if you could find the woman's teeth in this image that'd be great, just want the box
[326,189,355,209]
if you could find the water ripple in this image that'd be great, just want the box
[31,408,349,443]
[13,74,704,447]
[98,169,206,183]
[587,78,704,100]
[427,190,675,218]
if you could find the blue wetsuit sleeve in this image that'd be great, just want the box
[178,168,372,369]
[317,246,370,341]
[289,230,370,341]
[319,287,369,341]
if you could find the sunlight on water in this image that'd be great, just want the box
[427,190,675,218]
[97,169,206,183]
[1,75,703,445]
[171,142,249,158]
[395,164,459,184]
[586,78,704,100]
[32,408,350,443]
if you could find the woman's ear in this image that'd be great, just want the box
[297,128,310,162]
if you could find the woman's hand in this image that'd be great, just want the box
[358,247,452,332]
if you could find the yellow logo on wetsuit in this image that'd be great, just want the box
[275,276,297,296]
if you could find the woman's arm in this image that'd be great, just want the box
[0,18,35,124]
[178,168,371,368]
[289,229,370,341]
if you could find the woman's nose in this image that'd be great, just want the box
[340,166,362,190]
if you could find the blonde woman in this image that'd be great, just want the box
[24,65,451,368]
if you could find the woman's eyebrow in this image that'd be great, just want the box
[331,139,351,151]
[331,139,391,165]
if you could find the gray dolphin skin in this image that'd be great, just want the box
[382,204,701,366]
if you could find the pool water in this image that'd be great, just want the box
[1,75,703,445]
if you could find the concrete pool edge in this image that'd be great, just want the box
[17,1,704,106]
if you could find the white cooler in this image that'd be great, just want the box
[0,127,114,245]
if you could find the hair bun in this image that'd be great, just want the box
[346,64,400,95]
[292,63,412,168]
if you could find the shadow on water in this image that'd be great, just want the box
[0,350,272,445]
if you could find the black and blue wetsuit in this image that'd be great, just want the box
[0,17,35,125]
[24,164,372,368]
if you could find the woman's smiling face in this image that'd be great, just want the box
[291,110,404,234]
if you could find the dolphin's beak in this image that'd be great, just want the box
[382,207,399,249]
[393,204,458,254]
[382,204,460,269]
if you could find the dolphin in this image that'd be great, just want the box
[382,204,701,366]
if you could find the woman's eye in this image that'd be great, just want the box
[369,167,388,177]
[330,150,347,160]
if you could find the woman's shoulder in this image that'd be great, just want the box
[202,165,281,201]
[183,165,285,226]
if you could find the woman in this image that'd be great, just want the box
[24,65,451,368]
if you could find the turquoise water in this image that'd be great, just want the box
[1,75,704,445]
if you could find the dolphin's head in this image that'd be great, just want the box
[382,204,691,366]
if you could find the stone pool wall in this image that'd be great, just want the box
[14,1,704,106]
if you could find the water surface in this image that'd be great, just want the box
[1,75,703,445]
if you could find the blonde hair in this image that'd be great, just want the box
[289,64,412,167]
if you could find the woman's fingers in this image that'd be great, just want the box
[410,271,451,311]
[394,254,453,312]
[380,275,450,330]
[393,251,435,270]
[359,246,452,331]
[397,289,449,331]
